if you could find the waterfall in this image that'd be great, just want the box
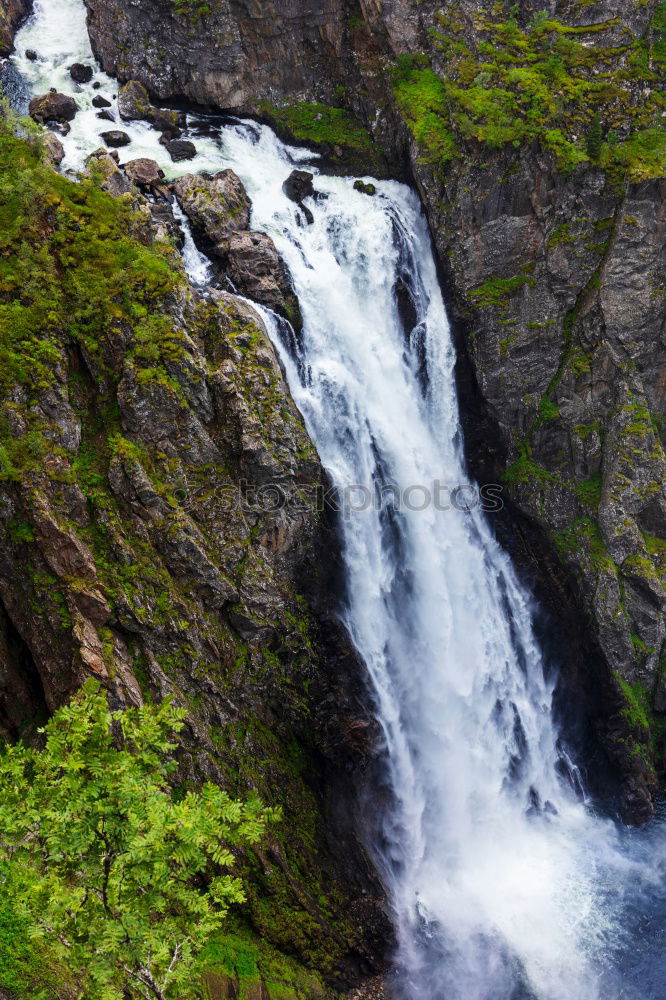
[6,2,666,997]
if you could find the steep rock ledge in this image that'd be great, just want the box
[0,119,389,995]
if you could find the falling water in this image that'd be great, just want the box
[5,3,666,997]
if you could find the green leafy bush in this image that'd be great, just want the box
[0,681,277,1000]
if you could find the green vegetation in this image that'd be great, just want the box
[260,101,376,153]
[503,448,557,488]
[171,0,212,21]
[575,471,602,508]
[469,272,534,308]
[0,681,275,1000]
[392,3,666,179]
[0,106,181,481]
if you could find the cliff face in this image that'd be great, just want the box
[83,0,666,820]
[0,0,29,55]
[85,0,349,108]
[0,120,388,996]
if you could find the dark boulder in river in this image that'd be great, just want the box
[29,92,78,123]
[101,130,131,148]
[69,62,93,83]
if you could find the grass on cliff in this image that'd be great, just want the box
[0,105,182,480]
[392,2,666,180]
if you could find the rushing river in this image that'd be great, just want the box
[5,2,666,996]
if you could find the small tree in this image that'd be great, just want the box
[0,680,277,1000]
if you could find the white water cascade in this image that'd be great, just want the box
[5,3,666,997]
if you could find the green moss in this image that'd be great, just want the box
[199,922,327,999]
[392,5,666,179]
[469,272,534,308]
[575,471,602,508]
[259,101,376,154]
[503,449,557,488]
[538,396,560,422]
[547,222,576,249]
[553,517,615,571]
[615,673,651,731]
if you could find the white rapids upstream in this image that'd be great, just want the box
[5,2,666,998]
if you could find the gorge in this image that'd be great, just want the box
[0,0,664,998]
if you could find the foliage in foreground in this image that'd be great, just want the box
[0,681,277,1000]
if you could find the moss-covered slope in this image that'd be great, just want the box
[0,112,388,997]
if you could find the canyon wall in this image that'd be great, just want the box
[82,0,666,821]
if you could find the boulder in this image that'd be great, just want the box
[29,92,78,124]
[101,130,131,148]
[164,138,196,162]
[96,110,114,122]
[69,62,93,83]
[92,94,111,108]
[117,79,179,132]
[353,179,376,196]
[123,158,164,189]
[42,131,65,166]
[25,48,38,60]
[85,149,132,197]
[227,230,300,324]
[283,169,314,203]
[117,79,151,120]
[173,169,250,253]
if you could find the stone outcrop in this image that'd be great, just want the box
[85,0,349,109]
[227,230,301,323]
[82,0,666,820]
[173,169,301,322]
[174,170,251,251]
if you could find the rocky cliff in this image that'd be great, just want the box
[0,0,29,55]
[82,0,666,821]
[0,114,389,997]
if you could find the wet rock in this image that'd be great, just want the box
[117,78,151,119]
[227,230,301,324]
[173,169,250,252]
[25,48,37,60]
[29,91,78,124]
[147,201,181,242]
[123,157,164,190]
[164,138,196,162]
[42,131,65,166]
[69,62,93,83]
[92,94,111,108]
[283,169,314,203]
[354,180,376,196]
[96,110,114,122]
[92,80,101,89]
[101,129,130,148]
[117,79,179,132]
[50,121,71,136]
